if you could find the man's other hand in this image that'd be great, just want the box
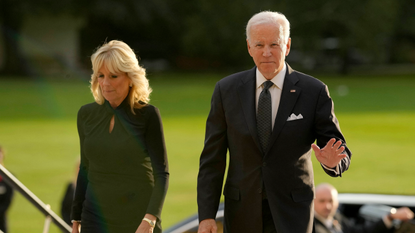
[198,219,217,233]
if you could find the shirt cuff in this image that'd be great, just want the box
[382,216,393,228]
[321,163,340,175]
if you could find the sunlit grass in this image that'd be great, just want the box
[0,73,414,231]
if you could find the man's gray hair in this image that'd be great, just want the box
[246,11,290,45]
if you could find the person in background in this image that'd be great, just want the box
[314,183,414,233]
[70,40,169,233]
[197,10,351,233]
[0,145,14,233]
[60,159,79,227]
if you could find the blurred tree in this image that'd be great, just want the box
[387,0,415,64]
[163,0,403,73]
[0,0,86,76]
[0,0,176,75]
[1,0,412,75]
[0,0,27,75]
[286,0,400,74]
[172,0,284,70]
[78,0,178,70]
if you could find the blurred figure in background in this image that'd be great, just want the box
[60,159,80,227]
[314,183,414,233]
[0,145,14,233]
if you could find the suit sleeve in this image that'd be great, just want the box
[340,215,393,233]
[70,106,89,221]
[314,85,351,177]
[144,106,169,220]
[197,82,228,222]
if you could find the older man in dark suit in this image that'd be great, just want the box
[313,183,414,233]
[197,11,352,233]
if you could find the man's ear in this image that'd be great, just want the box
[285,38,291,56]
[247,39,253,57]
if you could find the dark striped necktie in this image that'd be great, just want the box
[257,80,273,153]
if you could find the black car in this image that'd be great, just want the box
[165,193,415,233]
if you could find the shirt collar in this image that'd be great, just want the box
[256,63,286,89]
[314,211,334,228]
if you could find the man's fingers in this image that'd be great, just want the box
[333,140,343,149]
[198,219,217,233]
[336,146,345,154]
[311,144,320,154]
[326,139,344,153]
[338,153,347,159]
[325,138,336,149]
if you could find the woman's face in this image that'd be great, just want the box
[97,64,131,108]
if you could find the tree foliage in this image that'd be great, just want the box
[1,0,414,76]
[0,0,86,75]
[285,0,401,73]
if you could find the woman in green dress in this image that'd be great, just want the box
[71,40,169,233]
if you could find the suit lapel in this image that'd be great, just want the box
[237,67,262,151]
[266,64,301,154]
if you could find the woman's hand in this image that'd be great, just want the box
[135,221,154,233]
[71,222,81,233]
[135,214,156,233]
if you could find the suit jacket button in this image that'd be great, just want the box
[263,162,266,167]
[258,188,262,193]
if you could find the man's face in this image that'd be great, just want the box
[314,187,339,219]
[247,23,291,80]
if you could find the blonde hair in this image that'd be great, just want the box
[90,40,152,113]
[246,11,290,46]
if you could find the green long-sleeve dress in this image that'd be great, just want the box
[71,98,169,233]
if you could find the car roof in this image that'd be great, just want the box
[338,193,415,207]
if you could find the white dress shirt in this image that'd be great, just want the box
[255,63,286,130]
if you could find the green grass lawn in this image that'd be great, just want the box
[0,72,414,232]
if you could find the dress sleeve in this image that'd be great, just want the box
[144,106,169,219]
[314,85,352,177]
[71,106,89,220]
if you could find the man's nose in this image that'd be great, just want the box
[262,46,272,57]
[325,203,332,210]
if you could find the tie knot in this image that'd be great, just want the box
[263,81,273,90]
